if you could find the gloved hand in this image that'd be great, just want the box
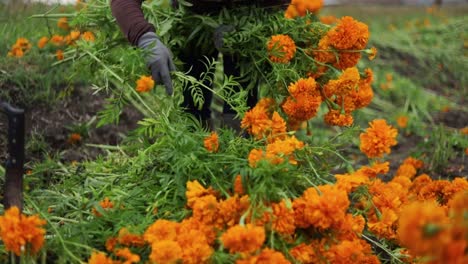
[138,32,176,95]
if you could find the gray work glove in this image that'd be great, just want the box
[138,32,176,95]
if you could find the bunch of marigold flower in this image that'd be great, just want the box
[0,206,46,256]
[322,67,374,126]
[135,75,154,93]
[7,38,32,58]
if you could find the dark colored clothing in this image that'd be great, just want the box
[110,0,156,46]
[110,0,288,45]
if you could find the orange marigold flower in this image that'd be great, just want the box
[50,35,64,46]
[254,248,291,264]
[285,0,324,18]
[358,161,389,178]
[56,49,64,61]
[175,227,213,263]
[115,247,140,264]
[360,119,398,158]
[203,132,219,153]
[218,195,250,228]
[92,197,114,217]
[144,219,179,243]
[185,180,218,208]
[67,133,81,144]
[265,136,305,165]
[135,75,154,93]
[69,30,81,40]
[57,17,69,30]
[248,148,264,168]
[295,185,350,229]
[396,115,408,128]
[37,36,49,49]
[7,38,32,58]
[234,175,245,195]
[327,16,369,50]
[191,194,219,226]
[88,251,114,264]
[335,171,369,193]
[282,77,322,122]
[0,207,46,256]
[397,200,451,258]
[267,34,296,63]
[324,109,353,127]
[460,127,468,135]
[117,228,145,247]
[82,31,95,42]
[271,200,295,235]
[290,243,317,264]
[320,15,339,25]
[325,239,376,264]
[367,207,399,240]
[241,104,271,139]
[269,111,287,142]
[149,240,182,264]
[323,67,360,97]
[105,236,118,252]
[221,224,265,254]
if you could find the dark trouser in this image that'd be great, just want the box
[180,52,258,124]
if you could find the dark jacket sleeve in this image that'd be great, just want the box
[110,0,156,46]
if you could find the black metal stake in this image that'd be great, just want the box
[1,102,25,211]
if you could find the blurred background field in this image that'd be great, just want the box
[1,0,467,176]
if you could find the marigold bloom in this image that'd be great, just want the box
[234,175,245,195]
[115,247,140,264]
[397,200,451,258]
[461,127,468,135]
[282,77,322,122]
[271,200,295,235]
[269,111,287,142]
[0,207,46,256]
[328,16,369,50]
[88,251,114,264]
[135,75,154,93]
[367,207,399,240]
[149,240,182,264]
[324,109,353,127]
[290,243,317,263]
[320,15,339,25]
[176,228,213,263]
[221,224,265,254]
[144,219,179,243]
[117,227,145,247]
[323,67,360,97]
[191,194,219,226]
[285,0,324,18]
[396,115,408,128]
[56,49,64,61]
[50,35,64,46]
[360,119,398,158]
[254,248,291,264]
[218,195,250,228]
[92,197,114,217]
[267,34,296,63]
[294,185,350,229]
[264,136,305,165]
[57,17,69,30]
[325,239,377,264]
[203,132,219,153]
[7,38,32,58]
[82,31,95,42]
[185,180,217,208]
[248,148,264,168]
[37,36,49,49]
[241,104,271,139]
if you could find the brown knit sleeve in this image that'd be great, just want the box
[110,0,156,46]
